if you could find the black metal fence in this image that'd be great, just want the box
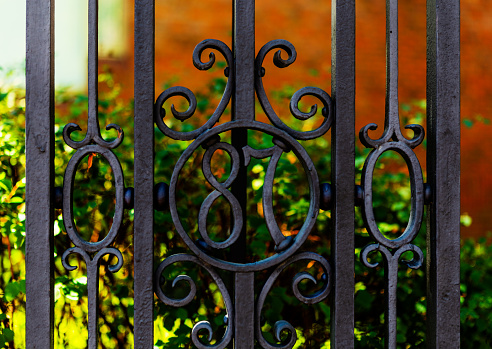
[25,0,460,348]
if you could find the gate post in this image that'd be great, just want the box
[231,1,256,347]
[25,0,55,347]
[330,0,356,347]
[426,0,461,347]
[134,0,155,347]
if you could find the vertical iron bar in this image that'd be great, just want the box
[386,2,398,347]
[232,0,255,122]
[87,263,100,349]
[330,0,355,347]
[231,1,255,347]
[230,0,255,264]
[234,273,255,348]
[385,0,398,129]
[384,259,398,349]
[25,0,55,347]
[88,3,100,347]
[88,0,100,135]
[134,0,155,347]
[426,0,460,347]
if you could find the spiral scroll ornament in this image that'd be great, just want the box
[61,245,124,349]
[154,39,333,142]
[154,37,333,346]
[255,252,332,349]
[154,254,234,349]
[154,39,233,141]
[255,40,333,140]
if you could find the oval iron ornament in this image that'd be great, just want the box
[62,145,125,253]
[361,142,424,249]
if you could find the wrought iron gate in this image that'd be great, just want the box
[25,0,460,348]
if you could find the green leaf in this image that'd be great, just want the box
[164,315,175,331]
[463,119,474,128]
[154,339,165,347]
[175,308,188,320]
[4,282,21,301]
[8,196,23,203]
[3,328,14,342]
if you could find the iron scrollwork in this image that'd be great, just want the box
[255,39,333,140]
[61,113,126,349]
[154,39,233,141]
[154,37,333,347]
[59,0,127,347]
[61,118,126,349]
[255,252,332,349]
[359,0,425,348]
[154,254,234,349]
[359,121,425,349]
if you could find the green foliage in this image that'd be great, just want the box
[0,85,27,349]
[460,235,492,348]
[0,74,491,348]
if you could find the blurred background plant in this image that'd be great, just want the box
[0,70,491,348]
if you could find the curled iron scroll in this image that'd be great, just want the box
[255,252,332,349]
[62,246,124,349]
[63,121,124,150]
[360,243,424,271]
[255,39,333,140]
[62,246,124,273]
[360,242,424,348]
[154,39,233,141]
[359,122,424,150]
[154,254,233,349]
